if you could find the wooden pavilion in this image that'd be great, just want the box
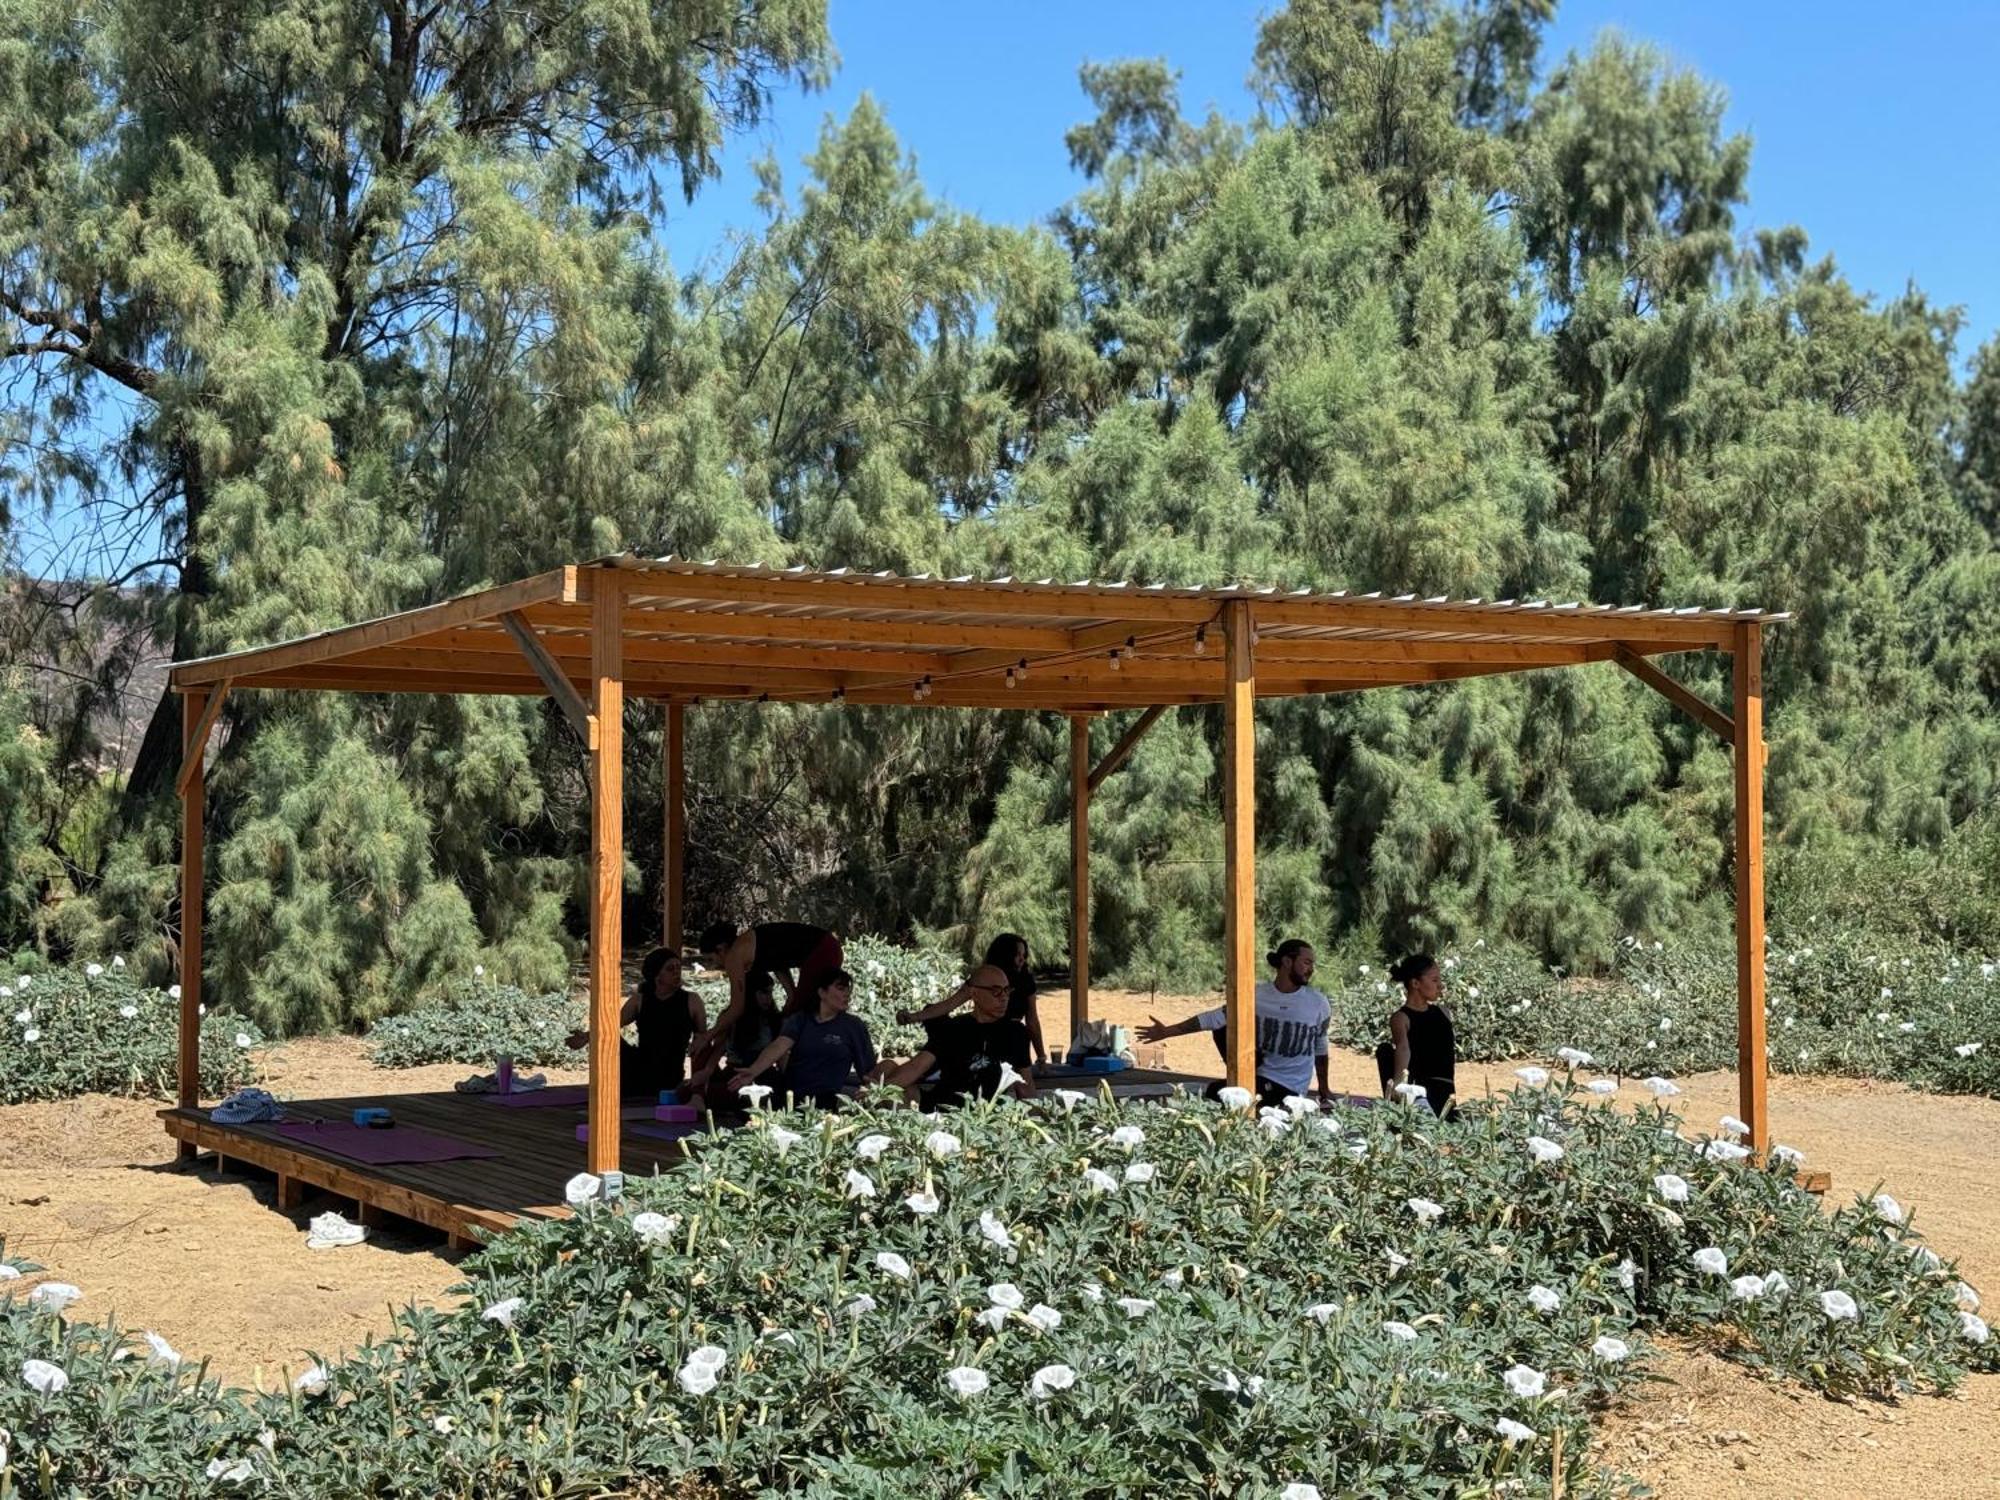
[163,555,1786,1230]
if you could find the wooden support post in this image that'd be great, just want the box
[664,701,685,951]
[1222,601,1257,1096]
[1070,714,1091,1046]
[587,574,625,1178]
[177,690,207,1161]
[276,1174,307,1210]
[1733,622,1769,1155]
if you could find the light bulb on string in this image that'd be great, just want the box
[1108,649,1122,672]
[1192,626,1208,655]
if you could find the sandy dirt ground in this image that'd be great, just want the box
[3,996,1997,1495]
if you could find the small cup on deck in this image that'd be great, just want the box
[494,1053,514,1095]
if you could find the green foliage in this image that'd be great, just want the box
[2,1085,1992,1494]
[365,975,582,1071]
[0,961,261,1104]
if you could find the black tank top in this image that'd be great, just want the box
[636,986,696,1086]
[1398,1003,1456,1090]
[750,923,829,970]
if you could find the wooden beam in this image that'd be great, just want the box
[1070,715,1092,1045]
[429,624,958,678]
[177,690,207,1154]
[170,567,574,686]
[1733,622,1768,1155]
[587,574,625,1179]
[500,611,597,747]
[174,681,231,795]
[519,602,1078,654]
[1087,706,1168,795]
[1222,600,1257,1097]
[1617,647,1734,744]
[664,702,685,951]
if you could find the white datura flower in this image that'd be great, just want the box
[234,1032,253,1049]
[1818,1289,1859,1322]
[1107,1124,1146,1150]
[1025,1302,1061,1333]
[1692,1246,1729,1277]
[994,1061,1026,1095]
[738,1083,772,1109]
[1641,1076,1681,1097]
[1052,1089,1089,1111]
[1960,1312,1990,1344]
[563,1172,602,1207]
[1115,1297,1156,1319]
[1495,1417,1535,1443]
[1704,1139,1751,1164]
[1770,1144,1804,1166]
[854,1133,892,1161]
[1525,1135,1564,1165]
[975,1210,1014,1251]
[142,1332,182,1369]
[1078,1281,1104,1304]
[842,1294,877,1319]
[1030,1363,1076,1400]
[1584,1079,1618,1096]
[1162,1269,1185,1288]
[844,1169,877,1201]
[1872,1193,1904,1225]
[1257,1106,1293,1135]
[1591,1335,1631,1362]
[974,1305,1007,1332]
[111,955,124,968]
[1555,1047,1593,1067]
[1513,1067,1549,1087]
[1731,1274,1768,1301]
[904,1187,940,1216]
[1653,1173,1691,1204]
[1954,1042,1982,1058]
[944,1365,990,1398]
[1718,1115,1750,1138]
[21,1358,68,1395]
[766,1124,803,1156]
[1957,1282,1982,1312]
[1305,1303,1338,1323]
[433,1415,454,1434]
[1406,1197,1444,1224]
[168,983,180,999]
[294,1364,330,1395]
[1216,1085,1253,1110]
[85,963,103,977]
[630,1212,680,1247]
[1761,1271,1792,1298]
[28,1282,81,1314]
[21,1028,37,1043]
[1123,1162,1156,1185]
[1501,1364,1546,1399]
[1391,1083,1429,1107]
[1615,1257,1639,1292]
[1280,1486,1323,1500]
[1526,1285,1561,1315]
[874,1251,912,1281]
[1385,1250,1410,1275]
[0,1264,18,1281]
[119,1004,139,1020]
[10,1008,26,1025]
[675,1357,720,1396]
[206,1458,256,1484]
[925,1130,962,1159]
[1381,1320,1418,1342]
[480,1297,523,1328]
[987,1282,1025,1311]
[1281,1094,1317,1117]
[1082,1167,1119,1195]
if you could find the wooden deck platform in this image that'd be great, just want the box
[161,1067,1220,1243]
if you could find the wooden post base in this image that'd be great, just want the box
[276,1174,308,1210]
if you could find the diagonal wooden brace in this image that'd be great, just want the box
[1616,647,1734,744]
[175,681,232,795]
[501,611,597,748]
[1087,704,1168,795]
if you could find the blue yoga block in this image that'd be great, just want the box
[1081,1055,1129,1074]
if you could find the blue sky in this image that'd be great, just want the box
[663,0,1999,353]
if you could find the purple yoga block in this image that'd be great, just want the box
[655,1104,698,1123]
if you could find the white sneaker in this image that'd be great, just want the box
[305,1211,368,1250]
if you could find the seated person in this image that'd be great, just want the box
[1137,938,1331,1108]
[896,932,1048,1066]
[565,947,704,1097]
[725,969,883,1109]
[887,965,1038,1108]
[1383,951,1456,1117]
[683,970,783,1107]
[690,920,843,1072]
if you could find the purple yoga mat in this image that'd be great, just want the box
[483,1084,591,1109]
[272,1121,500,1165]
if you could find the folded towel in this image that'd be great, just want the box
[211,1088,285,1124]
[305,1210,368,1250]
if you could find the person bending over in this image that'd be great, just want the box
[683,970,783,1105]
[566,947,704,1098]
[1138,939,1331,1108]
[727,968,884,1110]
[1382,951,1455,1117]
[690,920,843,1070]
[887,965,1038,1108]
[896,932,1048,1066]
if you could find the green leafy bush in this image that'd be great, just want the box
[366,973,582,1069]
[0,962,262,1105]
[1325,932,2000,1098]
[4,1085,1989,1496]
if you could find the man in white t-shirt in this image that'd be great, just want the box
[1138,939,1332,1107]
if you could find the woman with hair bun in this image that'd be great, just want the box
[1382,952,1455,1117]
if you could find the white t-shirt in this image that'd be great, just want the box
[1197,981,1330,1095]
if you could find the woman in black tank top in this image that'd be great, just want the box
[1383,952,1455,1117]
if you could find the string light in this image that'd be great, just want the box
[1015,658,1029,681]
[1108,649,1122,672]
[1124,634,1138,659]
[1005,666,1018,688]
[1193,626,1208,655]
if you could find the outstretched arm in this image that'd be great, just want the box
[898,979,975,1026]
[727,1035,796,1090]
[886,1050,940,1104]
[1136,1013,1202,1044]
